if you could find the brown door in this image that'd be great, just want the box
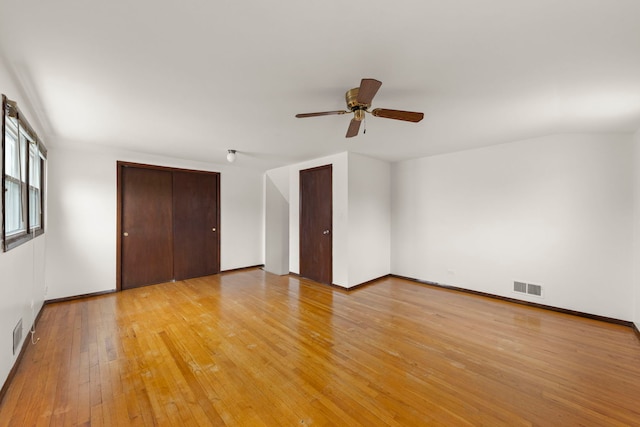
[121,166,174,289]
[173,171,220,280]
[299,165,332,284]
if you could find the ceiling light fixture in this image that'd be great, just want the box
[226,149,237,163]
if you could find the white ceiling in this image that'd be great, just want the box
[1,0,640,170]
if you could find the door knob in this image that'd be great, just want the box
[123,232,129,237]
[323,230,330,235]
[212,228,216,232]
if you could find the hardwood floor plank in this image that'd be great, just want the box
[89,402,104,427]
[1,269,639,425]
[75,380,91,426]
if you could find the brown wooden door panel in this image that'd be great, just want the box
[300,165,332,284]
[173,171,220,280]
[121,167,174,289]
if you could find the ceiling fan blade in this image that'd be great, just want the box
[346,119,361,138]
[295,110,349,118]
[371,108,424,123]
[357,79,382,105]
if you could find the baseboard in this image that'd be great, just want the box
[391,274,634,328]
[47,268,264,304]
[332,274,391,292]
[45,289,117,305]
[0,302,45,405]
[286,272,390,292]
[46,268,267,303]
[221,264,264,274]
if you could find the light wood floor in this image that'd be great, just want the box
[1,269,639,426]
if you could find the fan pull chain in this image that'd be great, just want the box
[363,115,367,134]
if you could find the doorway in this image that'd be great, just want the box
[299,164,332,285]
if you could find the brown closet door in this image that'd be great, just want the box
[121,166,174,289]
[300,165,332,285]
[173,171,220,280]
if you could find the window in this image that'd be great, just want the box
[2,95,47,251]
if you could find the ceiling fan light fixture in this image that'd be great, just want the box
[227,149,237,163]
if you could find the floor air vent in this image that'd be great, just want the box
[13,318,22,355]
[527,283,543,297]
[514,281,543,297]
[513,281,527,293]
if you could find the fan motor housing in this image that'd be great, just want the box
[346,88,367,121]
[346,88,370,109]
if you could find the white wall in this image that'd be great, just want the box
[348,153,390,287]
[264,166,289,275]
[45,143,264,300]
[0,58,47,389]
[392,134,634,321]
[634,129,640,330]
[281,151,391,288]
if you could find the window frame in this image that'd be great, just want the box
[28,142,45,233]
[2,94,47,251]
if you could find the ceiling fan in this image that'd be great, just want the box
[295,78,424,138]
